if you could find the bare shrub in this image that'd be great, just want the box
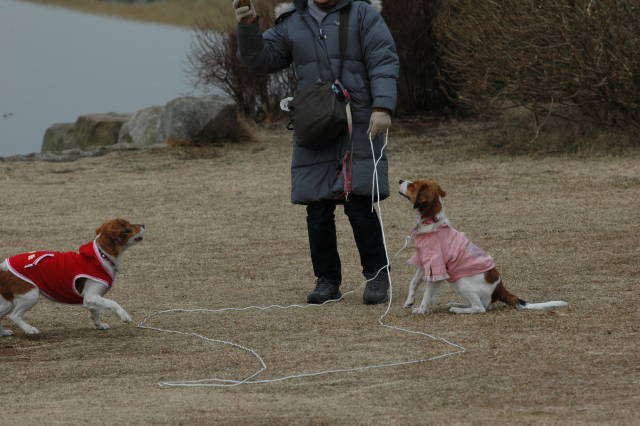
[437,0,640,131]
[187,1,296,122]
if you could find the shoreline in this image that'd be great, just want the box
[0,143,156,163]
[16,0,232,29]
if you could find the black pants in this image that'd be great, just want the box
[306,195,387,285]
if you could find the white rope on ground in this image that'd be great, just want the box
[137,130,466,387]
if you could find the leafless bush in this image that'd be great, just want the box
[437,0,640,130]
[187,1,296,122]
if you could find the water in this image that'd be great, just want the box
[0,0,212,157]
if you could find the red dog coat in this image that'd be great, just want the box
[6,241,114,305]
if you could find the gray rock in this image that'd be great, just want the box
[118,106,163,146]
[41,113,131,154]
[157,96,239,145]
[74,113,131,150]
[35,95,239,158]
[42,123,77,152]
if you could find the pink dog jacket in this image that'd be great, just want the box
[6,241,114,305]
[409,223,495,282]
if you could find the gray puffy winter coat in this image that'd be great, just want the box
[237,0,399,204]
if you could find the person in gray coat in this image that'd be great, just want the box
[234,0,399,304]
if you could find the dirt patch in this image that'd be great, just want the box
[1,122,639,425]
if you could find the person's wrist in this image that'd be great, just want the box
[373,107,391,115]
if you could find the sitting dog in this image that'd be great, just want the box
[399,179,568,314]
[0,219,144,335]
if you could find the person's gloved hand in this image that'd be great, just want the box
[367,108,392,139]
[232,0,257,24]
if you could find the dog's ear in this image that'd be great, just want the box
[96,220,123,240]
[110,219,134,245]
[413,184,429,210]
[95,220,129,255]
[95,223,106,236]
[116,218,130,228]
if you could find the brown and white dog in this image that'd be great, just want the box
[399,179,568,314]
[0,219,144,335]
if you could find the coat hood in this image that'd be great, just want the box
[292,0,371,12]
[276,1,377,20]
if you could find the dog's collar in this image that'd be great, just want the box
[94,240,118,274]
[412,214,449,235]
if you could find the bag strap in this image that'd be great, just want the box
[337,6,350,83]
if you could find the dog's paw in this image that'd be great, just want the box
[449,306,485,314]
[447,302,469,309]
[22,325,40,335]
[1,329,15,337]
[118,310,132,323]
[95,322,111,330]
[412,306,429,314]
[403,299,415,308]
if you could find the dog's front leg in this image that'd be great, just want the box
[84,294,132,325]
[88,307,110,330]
[404,268,424,308]
[82,281,132,326]
[413,280,445,314]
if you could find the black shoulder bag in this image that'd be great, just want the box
[288,7,351,151]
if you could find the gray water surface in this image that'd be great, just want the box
[0,0,210,157]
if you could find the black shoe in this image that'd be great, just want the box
[307,277,342,304]
[363,270,389,305]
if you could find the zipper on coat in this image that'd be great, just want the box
[301,13,338,82]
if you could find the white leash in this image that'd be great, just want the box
[137,130,466,387]
[366,129,465,353]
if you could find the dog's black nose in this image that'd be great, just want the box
[399,179,405,184]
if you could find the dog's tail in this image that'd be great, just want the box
[516,300,569,310]
[490,275,568,311]
[491,280,525,308]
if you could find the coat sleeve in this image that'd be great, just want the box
[237,19,292,74]
[359,5,400,113]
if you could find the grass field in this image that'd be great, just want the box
[19,0,233,28]
[1,119,639,425]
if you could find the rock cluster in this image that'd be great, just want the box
[19,96,240,162]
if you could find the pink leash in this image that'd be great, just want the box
[337,81,353,199]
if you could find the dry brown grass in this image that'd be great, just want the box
[1,121,639,425]
[461,106,640,155]
[19,0,233,28]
